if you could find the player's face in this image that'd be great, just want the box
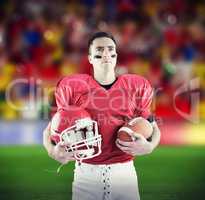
[88,37,117,72]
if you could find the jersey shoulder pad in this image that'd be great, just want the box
[119,74,151,88]
[57,74,91,87]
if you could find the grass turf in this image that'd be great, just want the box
[0,146,205,200]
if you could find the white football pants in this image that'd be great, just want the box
[72,160,140,200]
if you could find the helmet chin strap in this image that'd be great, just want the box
[57,163,65,174]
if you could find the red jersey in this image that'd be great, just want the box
[55,74,153,164]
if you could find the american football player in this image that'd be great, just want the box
[43,32,161,200]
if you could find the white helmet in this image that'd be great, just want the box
[50,107,102,162]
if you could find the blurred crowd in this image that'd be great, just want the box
[0,0,204,121]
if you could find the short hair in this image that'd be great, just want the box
[88,32,116,53]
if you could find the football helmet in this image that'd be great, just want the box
[50,107,102,162]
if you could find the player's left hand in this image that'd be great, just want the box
[116,134,154,156]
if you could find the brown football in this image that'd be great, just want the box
[117,117,153,142]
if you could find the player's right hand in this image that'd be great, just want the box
[43,123,76,164]
[49,141,76,164]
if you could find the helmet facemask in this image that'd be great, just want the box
[60,117,102,162]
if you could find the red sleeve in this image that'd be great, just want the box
[135,79,153,119]
[55,78,72,110]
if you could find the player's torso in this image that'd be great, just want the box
[61,74,147,164]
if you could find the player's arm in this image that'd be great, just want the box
[148,120,161,150]
[121,78,160,155]
[43,123,76,164]
[43,78,76,163]
[116,78,160,156]
[43,123,53,156]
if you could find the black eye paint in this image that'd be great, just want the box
[94,55,102,59]
[94,55,116,59]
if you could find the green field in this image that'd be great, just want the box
[0,146,205,200]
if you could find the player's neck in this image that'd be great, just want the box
[94,70,116,85]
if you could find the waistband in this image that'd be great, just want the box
[75,160,134,170]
